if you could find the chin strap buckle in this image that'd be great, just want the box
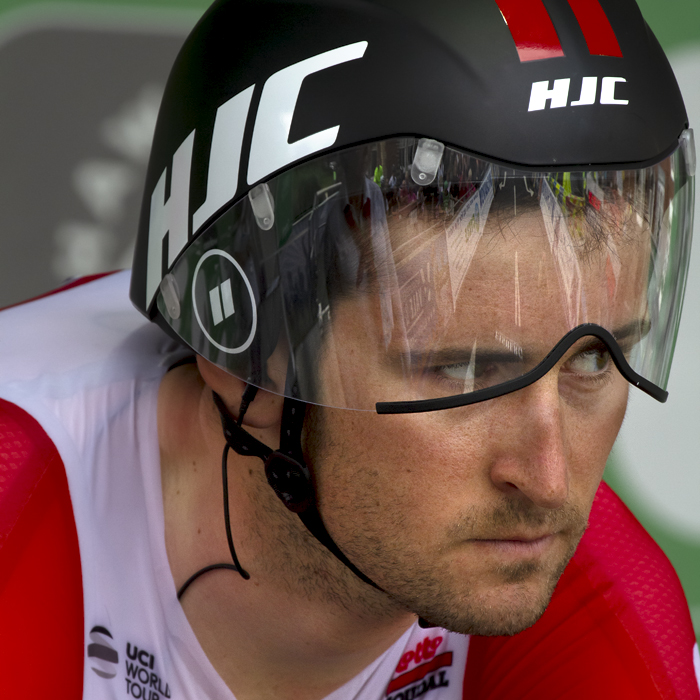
[264,451,314,513]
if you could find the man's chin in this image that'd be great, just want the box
[408,560,567,637]
[416,584,555,637]
[430,530,584,636]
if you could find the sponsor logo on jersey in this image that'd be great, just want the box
[145,40,368,308]
[125,643,171,699]
[386,634,454,700]
[87,624,173,699]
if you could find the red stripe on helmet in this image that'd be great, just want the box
[495,0,565,62]
[566,0,623,57]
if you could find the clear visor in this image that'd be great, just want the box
[158,135,695,412]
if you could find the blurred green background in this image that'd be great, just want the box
[0,0,697,639]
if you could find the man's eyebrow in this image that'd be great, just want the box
[400,319,650,367]
[400,347,526,366]
[612,318,650,341]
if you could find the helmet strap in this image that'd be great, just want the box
[211,389,383,592]
[176,388,258,600]
[179,388,443,630]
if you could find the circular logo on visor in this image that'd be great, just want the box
[192,249,258,354]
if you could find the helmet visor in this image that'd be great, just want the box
[158,135,695,412]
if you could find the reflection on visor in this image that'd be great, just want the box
[158,135,695,412]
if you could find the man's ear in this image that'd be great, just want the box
[196,356,284,430]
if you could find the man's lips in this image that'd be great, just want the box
[469,534,556,556]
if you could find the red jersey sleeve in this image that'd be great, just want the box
[0,399,84,698]
[463,481,699,699]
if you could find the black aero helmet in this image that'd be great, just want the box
[130,0,695,414]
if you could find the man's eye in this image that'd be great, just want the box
[432,361,479,393]
[434,358,516,392]
[567,347,611,374]
[438,362,473,382]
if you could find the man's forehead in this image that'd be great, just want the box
[332,213,651,353]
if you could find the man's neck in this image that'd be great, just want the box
[158,365,415,700]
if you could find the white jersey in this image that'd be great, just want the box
[0,271,469,700]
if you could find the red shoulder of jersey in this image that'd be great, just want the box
[0,276,118,695]
[0,401,84,696]
[464,481,699,699]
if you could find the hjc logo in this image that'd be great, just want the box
[145,40,368,307]
[395,636,443,674]
[528,76,628,111]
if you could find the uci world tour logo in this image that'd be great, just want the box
[87,625,119,679]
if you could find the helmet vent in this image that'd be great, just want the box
[411,138,445,186]
[160,273,181,319]
[248,183,275,230]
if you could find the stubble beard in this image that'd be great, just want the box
[247,405,588,636]
[384,526,584,637]
[331,491,588,637]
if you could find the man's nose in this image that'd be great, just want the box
[488,374,570,510]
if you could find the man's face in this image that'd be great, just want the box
[304,203,639,635]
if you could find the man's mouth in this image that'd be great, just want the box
[469,534,556,557]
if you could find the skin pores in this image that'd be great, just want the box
[304,208,639,635]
